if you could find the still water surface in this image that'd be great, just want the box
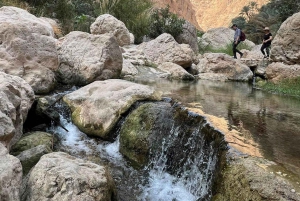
[132,78,300,176]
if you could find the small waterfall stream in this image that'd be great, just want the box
[45,97,227,201]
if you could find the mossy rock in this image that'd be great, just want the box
[17,145,52,174]
[213,157,300,201]
[10,131,56,156]
[119,102,173,168]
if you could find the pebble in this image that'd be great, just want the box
[283,174,287,177]
[291,189,296,193]
[276,171,282,175]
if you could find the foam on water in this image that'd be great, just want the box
[140,170,197,201]
[47,114,95,154]
[97,136,123,161]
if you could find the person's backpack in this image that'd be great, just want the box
[240,31,246,41]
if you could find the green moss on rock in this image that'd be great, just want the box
[119,103,154,167]
[10,131,56,156]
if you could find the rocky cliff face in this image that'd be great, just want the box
[153,0,267,31]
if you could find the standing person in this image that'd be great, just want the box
[231,24,243,59]
[261,27,272,58]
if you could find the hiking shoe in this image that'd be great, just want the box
[240,53,244,58]
[263,55,268,59]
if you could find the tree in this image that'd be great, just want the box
[148,6,185,39]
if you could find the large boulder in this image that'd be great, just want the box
[63,79,161,140]
[0,72,34,148]
[175,20,199,53]
[196,53,253,81]
[139,33,197,68]
[56,31,123,85]
[90,14,130,46]
[23,152,117,201]
[0,6,59,94]
[266,62,300,82]
[199,27,255,50]
[157,62,195,80]
[271,12,300,64]
[0,143,22,201]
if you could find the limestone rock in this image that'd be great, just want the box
[23,152,116,201]
[158,62,195,80]
[63,79,161,139]
[121,59,138,77]
[130,33,135,44]
[140,33,197,68]
[39,17,62,38]
[175,20,199,53]
[90,14,130,46]
[214,157,300,201]
[200,27,255,50]
[271,12,300,65]
[17,144,52,174]
[122,45,148,66]
[0,72,34,148]
[196,53,253,81]
[266,62,300,83]
[0,6,59,94]
[56,31,123,85]
[242,45,264,60]
[10,131,55,156]
[0,143,22,201]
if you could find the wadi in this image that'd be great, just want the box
[0,0,300,200]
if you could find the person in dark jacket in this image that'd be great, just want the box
[231,24,243,59]
[261,27,273,58]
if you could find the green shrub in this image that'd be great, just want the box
[148,6,185,39]
[109,0,152,44]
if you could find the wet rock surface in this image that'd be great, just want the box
[213,157,300,201]
[119,101,227,199]
[63,79,161,140]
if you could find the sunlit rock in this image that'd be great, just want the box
[63,79,161,140]
[0,143,22,201]
[271,12,300,64]
[139,33,197,68]
[0,6,58,94]
[23,152,116,201]
[56,31,123,85]
[196,53,253,81]
[0,72,34,148]
[91,14,131,46]
[157,62,195,80]
[266,62,300,83]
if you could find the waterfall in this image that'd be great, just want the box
[47,100,226,201]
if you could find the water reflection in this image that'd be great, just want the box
[130,78,300,176]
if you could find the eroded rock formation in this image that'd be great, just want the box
[153,0,267,31]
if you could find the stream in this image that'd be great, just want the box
[45,77,300,201]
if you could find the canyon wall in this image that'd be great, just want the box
[153,0,267,31]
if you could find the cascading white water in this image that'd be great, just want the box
[47,101,224,201]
